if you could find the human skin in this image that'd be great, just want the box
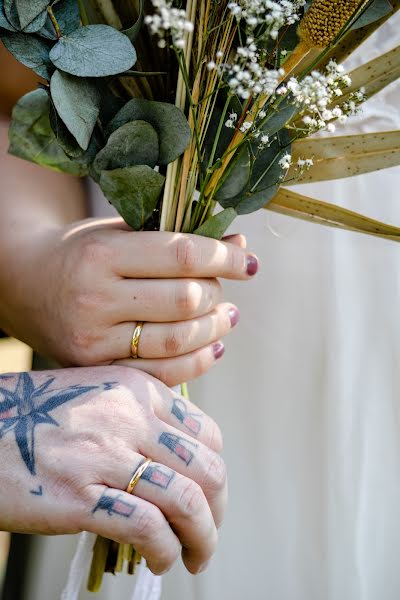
[0,366,226,575]
[0,47,259,383]
[0,118,258,384]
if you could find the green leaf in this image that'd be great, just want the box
[261,99,298,137]
[351,0,392,29]
[8,88,90,176]
[1,32,53,79]
[216,145,250,201]
[93,120,159,174]
[39,0,80,39]
[107,98,191,165]
[0,3,17,30]
[49,24,137,77]
[122,0,144,42]
[15,0,48,29]
[249,131,291,193]
[194,208,238,239]
[4,0,20,29]
[220,184,280,215]
[49,101,98,160]
[50,70,101,150]
[99,165,165,231]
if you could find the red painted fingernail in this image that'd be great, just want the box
[247,255,259,276]
[213,342,225,360]
[229,307,240,328]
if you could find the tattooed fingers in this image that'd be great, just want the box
[138,423,227,529]
[86,485,181,575]
[151,391,223,453]
[101,458,218,574]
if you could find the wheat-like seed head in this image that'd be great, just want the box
[298,0,365,49]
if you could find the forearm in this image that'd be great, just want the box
[0,118,87,336]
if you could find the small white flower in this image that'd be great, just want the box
[279,152,292,170]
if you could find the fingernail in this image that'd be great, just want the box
[213,342,225,360]
[247,254,259,277]
[229,307,240,328]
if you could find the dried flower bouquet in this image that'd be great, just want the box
[1,0,400,592]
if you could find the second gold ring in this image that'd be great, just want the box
[131,322,144,359]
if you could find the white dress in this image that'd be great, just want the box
[27,16,400,600]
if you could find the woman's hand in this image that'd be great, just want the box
[0,367,226,574]
[0,218,258,386]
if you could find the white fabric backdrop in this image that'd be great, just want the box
[27,16,400,600]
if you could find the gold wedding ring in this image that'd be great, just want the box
[126,458,152,494]
[131,322,144,359]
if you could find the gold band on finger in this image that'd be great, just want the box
[126,458,152,494]
[131,322,144,359]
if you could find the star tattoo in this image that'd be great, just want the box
[0,373,101,476]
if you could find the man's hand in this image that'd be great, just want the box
[0,366,226,574]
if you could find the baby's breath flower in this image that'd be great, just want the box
[228,0,306,39]
[279,152,292,170]
[288,61,362,134]
[145,0,194,49]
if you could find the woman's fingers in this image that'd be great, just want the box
[113,278,223,323]
[111,302,239,360]
[83,484,182,575]
[222,233,247,249]
[114,342,225,387]
[102,458,218,574]
[111,231,259,280]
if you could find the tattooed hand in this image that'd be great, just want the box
[0,367,225,575]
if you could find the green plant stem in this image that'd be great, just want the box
[77,0,90,25]
[47,6,61,38]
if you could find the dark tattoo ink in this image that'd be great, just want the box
[0,373,100,476]
[93,492,135,518]
[141,464,175,489]
[103,382,118,391]
[159,432,197,465]
[30,485,43,496]
[171,398,202,435]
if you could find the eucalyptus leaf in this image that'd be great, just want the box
[9,88,90,176]
[249,131,291,193]
[107,98,191,165]
[93,121,159,174]
[122,0,144,43]
[15,0,48,29]
[39,0,80,39]
[219,184,280,215]
[194,208,237,240]
[0,3,17,30]
[50,70,101,150]
[216,145,250,201]
[4,0,20,29]
[351,0,392,30]
[49,25,137,77]
[2,32,52,78]
[22,7,47,32]
[260,98,298,137]
[99,165,165,231]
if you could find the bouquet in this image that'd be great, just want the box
[1,0,400,594]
